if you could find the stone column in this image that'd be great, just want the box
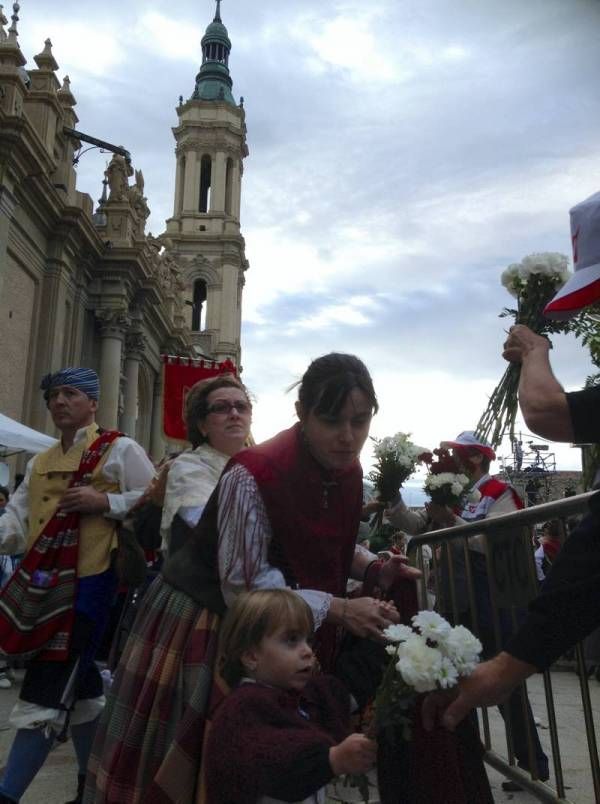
[149,372,165,463]
[121,333,145,437]
[97,309,129,429]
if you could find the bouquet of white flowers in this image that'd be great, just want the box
[344,612,482,803]
[422,448,478,509]
[477,252,572,447]
[369,433,429,504]
[377,613,482,737]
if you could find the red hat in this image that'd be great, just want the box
[544,190,600,319]
[440,431,496,461]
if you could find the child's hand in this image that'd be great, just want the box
[329,734,377,776]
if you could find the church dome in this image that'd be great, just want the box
[191,0,236,106]
[202,20,231,48]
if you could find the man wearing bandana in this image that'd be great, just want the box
[0,367,154,804]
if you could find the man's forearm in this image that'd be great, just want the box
[519,347,573,441]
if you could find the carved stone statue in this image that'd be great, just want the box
[105,155,133,202]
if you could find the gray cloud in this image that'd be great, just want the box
[19,0,600,467]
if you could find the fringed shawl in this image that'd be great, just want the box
[160,444,229,551]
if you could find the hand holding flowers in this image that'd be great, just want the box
[369,433,429,505]
[477,252,572,447]
[377,612,482,738]
[340,612,482,802]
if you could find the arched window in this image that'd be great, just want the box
[199,155,212,212]
[225,157,234,215]
[192,278,207,331]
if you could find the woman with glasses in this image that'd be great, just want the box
[85,375,252,803]
[85,354,417,804]
[159,376,253,556]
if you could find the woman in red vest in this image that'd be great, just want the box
[85,353,416,804]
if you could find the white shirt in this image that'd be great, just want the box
[0,426,155,555]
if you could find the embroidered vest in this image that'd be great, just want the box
[28,424,120,577]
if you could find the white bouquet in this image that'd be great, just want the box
[421,448,479,509]
[369,432,429,504]
[477,252,572,447]
[377,612,482,738]
[500,252,570,298]
[340,612,482,803]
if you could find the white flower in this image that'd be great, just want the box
[372,432,429,467]
[385,644,398,656]
[396,636,442,693]
[424,472,470,496]
[383,623,415,643]
[501,263,522,297]
[412,611,452,643]
[501,252,571,298]
[442,626,483,675]
[436,656,460,689]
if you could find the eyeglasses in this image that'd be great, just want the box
[206,400,252,415]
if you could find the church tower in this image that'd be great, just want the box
[163,0,248,366]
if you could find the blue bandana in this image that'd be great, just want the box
[40,367,100,401]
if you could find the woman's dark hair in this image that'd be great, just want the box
[0,485,9,501]
[184,375,249,447]
[296,353,378,417]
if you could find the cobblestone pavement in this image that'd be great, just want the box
[1,668,598,803]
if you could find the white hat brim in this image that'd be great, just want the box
[544,260,600,319]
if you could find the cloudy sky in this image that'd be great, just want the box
[18,0,600,472]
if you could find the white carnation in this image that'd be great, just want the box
[501,252,571,297]
[442,625,483,675]
[436,656,460,689]
[396,636,443,693]
[383,623,415,643]
[501,263,522,297]
[373,432,429,468]
[424,472,470,496]
[412,611,452,643]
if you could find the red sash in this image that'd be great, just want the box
[0,429,122,662]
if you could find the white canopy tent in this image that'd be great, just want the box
[0,412,57,455]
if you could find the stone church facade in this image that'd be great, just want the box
[0,1,248,462]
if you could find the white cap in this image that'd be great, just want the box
[545,190,600,319]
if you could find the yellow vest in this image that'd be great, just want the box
[28,423,120,578]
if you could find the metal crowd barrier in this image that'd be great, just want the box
[406,490,600,804]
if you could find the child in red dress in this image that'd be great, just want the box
[205,589,376,804]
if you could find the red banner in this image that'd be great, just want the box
[162,356,237,442]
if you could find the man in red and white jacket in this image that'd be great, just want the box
[431,430,522,527]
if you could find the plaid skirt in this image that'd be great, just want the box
[84,575,226,804]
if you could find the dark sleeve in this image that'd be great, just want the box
[168,514,193,557]
[131,502,163,550]
[305,674,352,741]
[507,510,600,669]
[566,386,600,444]
[335,636,387,710]
[205,691,335,804]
